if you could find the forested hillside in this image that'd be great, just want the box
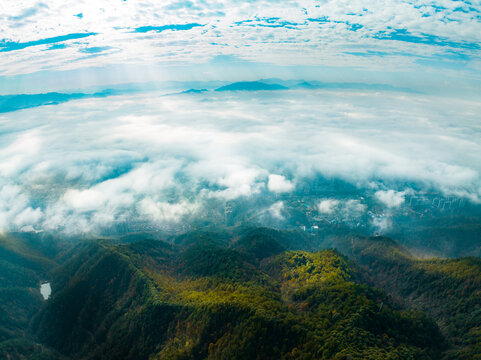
[0,228,479,359]
[0,234,66,359]
[334,235,481,359]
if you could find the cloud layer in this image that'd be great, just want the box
[0,0,480,79]
[0,88,480,234]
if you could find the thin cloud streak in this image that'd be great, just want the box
[0,0,480,77]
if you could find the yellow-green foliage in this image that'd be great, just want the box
[180,281,284,317]
[417,257,481,282]
[280,250,352,285]
[143,248,441,359]
[29,237,446,360]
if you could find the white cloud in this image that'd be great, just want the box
[267,174,294,193]
[139,198,198,223]
[318,199,340,214]
[267,201,285,219]
[63,188,106,211]
[0,184,43,232]
[343,200,367,217]
[214,166,265,199]
[317,198,366,220]
[371,214,391,233]
[13,207,43,227]
[0,131,42,177]
[375,189,407,208]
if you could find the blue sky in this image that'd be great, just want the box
[0,0,480,93]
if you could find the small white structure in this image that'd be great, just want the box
[40,282,51,300]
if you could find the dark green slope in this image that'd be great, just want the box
[334,236,481,359]
[232,227,287,260]
[0,234,55,340]
[0,234,65,359]
[32,242,161,358]
[30,235,443,360]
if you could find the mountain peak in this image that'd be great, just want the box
[215,81,289,92]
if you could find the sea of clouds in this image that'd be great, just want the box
[0,88,480,234]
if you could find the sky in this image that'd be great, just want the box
[0,0,481,93]
[0,1,480,235]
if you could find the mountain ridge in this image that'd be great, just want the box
[215,81,289,91]
[0,228,479,359]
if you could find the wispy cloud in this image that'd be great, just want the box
[373,29,480,50]
[0,0,480,77]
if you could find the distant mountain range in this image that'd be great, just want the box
[197,79,417,93]
[215,81,289,91]
[0,89,128,113]
[181,88,208,94]
[259,78,419,93]
[0,80,419,114]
